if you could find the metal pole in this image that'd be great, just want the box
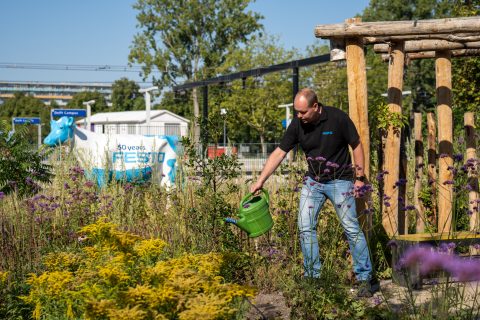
[223,119,226,146]
[202,85,208,143]
[145,91,151,134]
[38,124,42,149]
[87,104,91,131]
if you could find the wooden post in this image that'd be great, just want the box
[465,112,479,231]
[345,17,371,234]
[383,41,405,237]
[436,50,453,233]
[427,112,437,227]
[414,113,425,232]
[465,112,479,255]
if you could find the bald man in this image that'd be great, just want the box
[251,88,378,297]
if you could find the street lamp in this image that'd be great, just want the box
[278,103,293,130]
[220,108,227,147]
[83,100,95,131]
[139,86,159,134]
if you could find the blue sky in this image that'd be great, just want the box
[0,0,369,84]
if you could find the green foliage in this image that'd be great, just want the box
[180,114,243,251]
[0,120,53,197]
[129,0,263,140]
[370,101,409,133]
[67,91,109,113]
[213,34,295,144]
[111,77,145,111]
[0,92,51,139]
[129,0,263,86]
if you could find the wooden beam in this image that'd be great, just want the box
[383,41,405,237]
[364,33,480,44]
[427,112,437,227]
[436,50,453,233]
[414,113,425,233]
[345,17,371,234]
[381,49,480,61]
[315,16,480,38]
[374,40,480,53]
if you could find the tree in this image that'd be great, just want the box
[129,0,263,143]
[111,78,145,111]
[0,93,51,140]
[0,120,53,197]
[451,0,480,131]
[67,91,109,113]
[361,0,455,114]
[214,35,295,151]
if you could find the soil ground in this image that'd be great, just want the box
[246,280,480,319]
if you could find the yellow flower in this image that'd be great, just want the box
[134,238,167,259]
[107,305,147,320]
[43,252,79,271]
[0,270,9,284]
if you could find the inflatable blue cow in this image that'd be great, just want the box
[44,116,178,187]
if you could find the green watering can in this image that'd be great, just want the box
[225,189,274,238]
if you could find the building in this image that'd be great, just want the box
[0,81,112,106]
[76,110,189,137]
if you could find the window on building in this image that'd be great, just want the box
[164,123,180,136]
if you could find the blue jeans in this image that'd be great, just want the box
[298,176,372,280]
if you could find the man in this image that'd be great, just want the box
[250,88,378,297]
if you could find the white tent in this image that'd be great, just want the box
[76,110,189,137]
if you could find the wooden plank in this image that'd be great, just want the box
[374,40,480,53]
[436,50,453,233]
[382,41,405,237]
[381,49,480,61]
[427,112,437,227]
[315,16,480,38]
[395,231,480,242]
[414,113,425,232]
[364,33,480,44]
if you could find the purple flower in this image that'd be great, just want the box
[326,161,340,168]
[84,181,94,188]
[315,156,326,162]
[400,245,480,281]
[443,180,454,185]
[323,169,331,174]
[0,192,5,200]
[387,240,398,248]
[307,156,313,161]
[394,179,407,187]
[439,153,449,159]
[243,203,250,209]
[453,154,464,162]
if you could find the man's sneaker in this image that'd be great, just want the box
[356,278,380,298]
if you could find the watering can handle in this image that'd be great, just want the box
[241,188,269,205]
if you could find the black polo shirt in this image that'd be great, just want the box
[279,106,360,181]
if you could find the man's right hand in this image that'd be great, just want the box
[250,180,264,194]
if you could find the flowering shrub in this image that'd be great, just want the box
[21,219,255,320]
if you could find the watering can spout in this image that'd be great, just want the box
[225,217,237,225]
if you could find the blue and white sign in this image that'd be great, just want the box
[13,117,41,125]
[52,109,87,117]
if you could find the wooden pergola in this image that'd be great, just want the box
[314,16,480,237]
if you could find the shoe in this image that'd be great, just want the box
[356,278,380,298]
